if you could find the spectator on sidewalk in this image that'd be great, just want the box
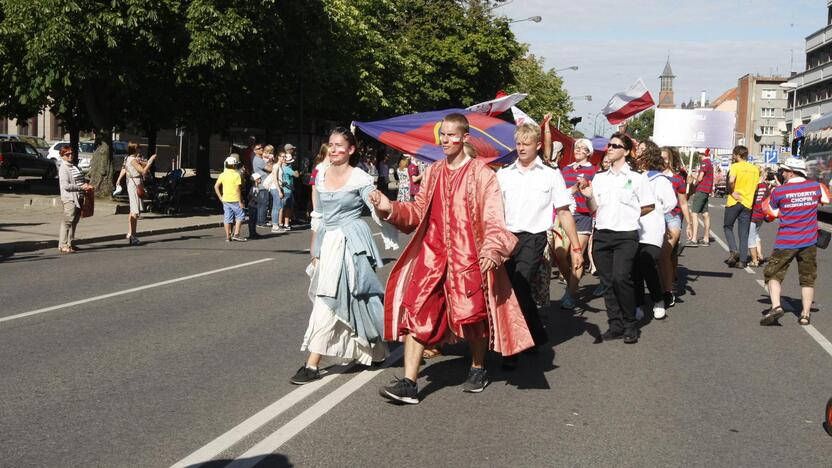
[214,155,247,242]
[407,156,423,197]
[723,145,760,269]
[688,152,715,246]
[760,158,830,326]
[58,146,93,253]
[277,151,298,231]
[264,152,285,235]
[395,155,412,202]
[247,173,264,239]
[251,143,271,228]
[125,142,157,246]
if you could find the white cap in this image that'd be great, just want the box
[252,173,261,180]
[284,143,296,151]
[779,157,807,176]
[574,138,594,154]
[225,155,238,166]
[285,154,295,164]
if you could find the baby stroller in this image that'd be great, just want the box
[144,168,184,214]
[714,179,727,198]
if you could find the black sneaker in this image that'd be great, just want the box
[601,329,624,341]
[735,261,748,269]
[463,367,489,393]
[379,377,419,404]
[724,251,739,267]
[623,329,639,344]
[663,291,676,309]
[290,366,320,385]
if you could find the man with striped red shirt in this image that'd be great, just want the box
[760,158,830,326]
[688,154,714,246]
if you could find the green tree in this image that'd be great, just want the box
[624,108,655,142]
[504,51,574,132]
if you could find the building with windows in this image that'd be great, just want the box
[785,0,832,134]
[735,74,789,160]
[0,108,64,141]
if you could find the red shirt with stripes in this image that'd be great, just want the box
[696,159,714,194]
[751,182,770,222]
[770,178,826,249]
[561,162,598,214]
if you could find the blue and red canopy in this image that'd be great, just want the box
[352,108,517,165]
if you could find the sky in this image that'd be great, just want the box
[500,0,827,136]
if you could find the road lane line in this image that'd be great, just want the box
[745,266,755,274]
[227,346,405,468]
[700,216,832,358]
[708,229,729,252]
[171,363,356,468]
[0,258,274,324]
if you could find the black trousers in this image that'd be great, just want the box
[592,229,640,333]
[505,231,549,347]
[633,243,662,307]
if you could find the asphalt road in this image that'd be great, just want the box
[1,204,831,467]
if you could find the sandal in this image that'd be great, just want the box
[760,306,784,326]
[58,246,74,254]
[799,313,811,326]
[422,348,442,359]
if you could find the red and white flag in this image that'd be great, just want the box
[602,78,655,124]
[467,91,527,117]
[510,106,537,126]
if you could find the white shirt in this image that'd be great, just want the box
[638,172,677,247]
[591,163,655,232]
[497,157,574,234]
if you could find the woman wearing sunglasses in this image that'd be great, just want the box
[578,133,655,344]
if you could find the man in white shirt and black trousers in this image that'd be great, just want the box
[498,123,583,367]
[578,132,655,344]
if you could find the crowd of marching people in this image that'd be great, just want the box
[213,113,828,405]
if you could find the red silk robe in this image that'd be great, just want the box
[383,158,534,356]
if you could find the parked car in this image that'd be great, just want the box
[18,135,50,158]
[0,140,58,179]
[48,141,97,172]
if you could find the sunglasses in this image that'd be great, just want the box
[608,143,626,150]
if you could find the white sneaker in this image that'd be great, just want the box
[635,306,644,321]
[653,305,667,320]
[271,226,283,233]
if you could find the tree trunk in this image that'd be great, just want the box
[195,126,211,198]
[146,127,158,173]
[67,122,80,164]
[82,82,115,197]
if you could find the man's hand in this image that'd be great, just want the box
[239,202,245,209]
[542,113,552,125]
[570,249,584,271]
[685,224,694,240]
[479,257,496,274]
[578,179,593,198]
[731,191,743,203]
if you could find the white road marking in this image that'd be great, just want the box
[0,258,274,325]
[745,267,755,274]
[373,232,382,237]
[170,363,357,468]
[701,219,832,359]
[226,346,405,468]
[709,229,729,252]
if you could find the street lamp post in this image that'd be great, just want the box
[555,66,579,73]
[508,15,542,24]
[559,95,591,129]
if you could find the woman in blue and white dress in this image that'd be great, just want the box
[290,127,393,385]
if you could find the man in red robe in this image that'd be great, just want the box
[370,113,533,404]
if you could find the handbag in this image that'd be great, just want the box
[817,229,831,249]
[136,184,145,198]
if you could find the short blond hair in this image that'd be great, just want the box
[514,122,541,144]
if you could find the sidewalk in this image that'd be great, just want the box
[0,193,221,255]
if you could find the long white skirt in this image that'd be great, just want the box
[301,297,388,366]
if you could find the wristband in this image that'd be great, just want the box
[571,247,583,253]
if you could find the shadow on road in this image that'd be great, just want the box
[194,454,293,468]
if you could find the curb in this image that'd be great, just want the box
[0,221,222,256]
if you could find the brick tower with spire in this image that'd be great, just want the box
[658,57,675,109]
